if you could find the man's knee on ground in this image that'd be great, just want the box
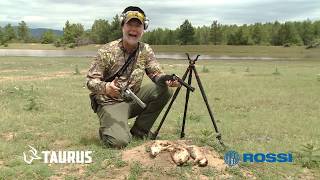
[100,134,130,148]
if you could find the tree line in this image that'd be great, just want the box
[144,19,320,46]
[0,21,30,46]
[1,16,319,47]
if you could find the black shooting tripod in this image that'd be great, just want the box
[152,53,224,146]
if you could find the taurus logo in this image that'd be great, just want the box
[23,145,42,164]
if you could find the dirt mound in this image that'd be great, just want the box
[122,140,226,172]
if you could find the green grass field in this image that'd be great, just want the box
[0,47,319,179]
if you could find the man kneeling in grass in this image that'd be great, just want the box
[86,6,180,148]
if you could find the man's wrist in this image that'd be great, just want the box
[153,74,167,86]
[104,82,111,95]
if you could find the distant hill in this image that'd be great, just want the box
[29,28,63,39]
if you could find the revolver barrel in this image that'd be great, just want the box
[124,89,146,109]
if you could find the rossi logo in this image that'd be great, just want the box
[224,150,293,166]
[23,145,92,164]
[243,153,293,163]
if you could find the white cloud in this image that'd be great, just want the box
[23,16,48,22]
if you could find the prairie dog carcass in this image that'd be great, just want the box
[187,145,208,167]
[150,140,173,157]
[171,146,190,166]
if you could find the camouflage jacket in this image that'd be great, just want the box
[86,39,164,105]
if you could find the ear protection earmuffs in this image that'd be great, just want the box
[120,11,149,30]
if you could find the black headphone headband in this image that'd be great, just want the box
[122,6,145,16]
[120,6,149,30]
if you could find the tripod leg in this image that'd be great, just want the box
[193,67,225,146]
[151,67,190,140]
[181,68,193,138]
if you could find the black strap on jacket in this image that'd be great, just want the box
[104,44,139,82]
[90,43,139,113]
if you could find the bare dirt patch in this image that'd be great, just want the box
[0,71,73,82]
[52,139,73,149]
[0,70,88,82]
[101,164,131,180]
[295,168,318,180]
[0,132,16,141]
[240,169,257,179]
[49,164,87,180]
[0,160,4,167]
[0,69,27,73]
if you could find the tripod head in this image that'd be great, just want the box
[186,53,200,65]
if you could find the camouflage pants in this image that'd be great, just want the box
[96,83,173,148]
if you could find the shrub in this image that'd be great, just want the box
[202,65,210,73]
[272,66,280,75]
[294,142,320,169]
[73,65,81,75]
[68,43,76,48]
[54,39,62,47]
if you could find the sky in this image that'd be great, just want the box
[0,0,319,30]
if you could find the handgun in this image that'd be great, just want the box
[122,88,146,109]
